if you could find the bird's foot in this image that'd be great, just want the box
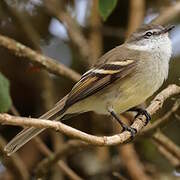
[121,124,137,139]
[108,108,137,140]
[129,108,151,125]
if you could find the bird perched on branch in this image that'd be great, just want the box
[5,24,174,155]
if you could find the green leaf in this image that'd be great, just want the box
[98,0,118,21]
[0,72,12,112]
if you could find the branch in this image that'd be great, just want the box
[152,2,180,25]
[119,144,151,180]
[152,131,180,162]
[34,138,83,180]
[89,0,103,64]
[9,105,82,179]
[44,0,92,65]
[141,99,180,135]
[154,140,180,167]
[175,114,180,121]
[35,140,87,177]
[9,97,179,179]
[29,97,180,178]
[0,34,81,81]
[0,136,29,180]
[126,0,145,37]
[0,84,179,146]
[1,0,41,51]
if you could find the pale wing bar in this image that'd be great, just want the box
[64,60,136,108]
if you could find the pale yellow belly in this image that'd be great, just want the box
[65,74,162,116]
[65,62,166,116]
[65,51,168,116]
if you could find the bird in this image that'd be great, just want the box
[4,24,174,156]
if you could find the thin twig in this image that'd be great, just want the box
[35,139,87,177]
[126,0,145,37]
[152,131,180,161]
[1,0,57,111]
[34,138,83,180]
[0,34,81,81]
[10,104,20,116]
[0,136,29,180]
[119,144,151,180]
[89,0,103,65]
[0,84,179,146]
[175,114,180,121]
[152,2,180,25]
[142,100,180,135]
[153,139,180,167]
[100,26,125,38]
[1,0,41,51]
[44,0,92,65]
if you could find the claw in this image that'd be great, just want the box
[108,107,137,140]
[135,110,151,125]
[122,124,137,140]
[130,108,151,125]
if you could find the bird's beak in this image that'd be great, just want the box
[163,25,175,33]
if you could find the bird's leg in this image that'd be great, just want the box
[108,107,137,138]
[128,107,151,125]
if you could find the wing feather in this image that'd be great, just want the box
[64,59,137,109]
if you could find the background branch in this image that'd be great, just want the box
[119,144,151,180]
[142,100,180,135]
[126,0,145,36]
[153,139,180,168]
[89,0,103,64]
[0,136,29,180]
[152,131,180,162]
[1,0,41,51]
[34,138,83,180]
[44,0,92,65]
[35,139,87,178]
[152,2,180,25]
[0,34,80,81]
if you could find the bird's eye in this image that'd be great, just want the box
[144,31,153,37]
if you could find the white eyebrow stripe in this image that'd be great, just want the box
[92,69,120,74]
[108,60,134,66]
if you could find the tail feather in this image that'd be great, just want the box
[4,96,67,156]
[4,127,45,156]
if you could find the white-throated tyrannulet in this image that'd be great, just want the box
[5,24,174,155]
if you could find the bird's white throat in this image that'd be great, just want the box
[127,35,172,81]
[126,35,172,57]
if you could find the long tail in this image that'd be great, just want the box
[4,96,67,156]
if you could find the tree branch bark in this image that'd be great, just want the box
[119,144,151,180]
[0,136,29,180]
[0,84,179,147]
[0,34,81,81]
[152,2,180,25]
[126,0,145,37]
[34,138,83,180]
[142,100,180,136]
[44,0,92,65]
[152,131,180,162]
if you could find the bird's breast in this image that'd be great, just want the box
[111,53,170,113]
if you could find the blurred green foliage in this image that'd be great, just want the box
[98,0,118,21]
[0,72,11,112]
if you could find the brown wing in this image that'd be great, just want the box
[64,59,137,109]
